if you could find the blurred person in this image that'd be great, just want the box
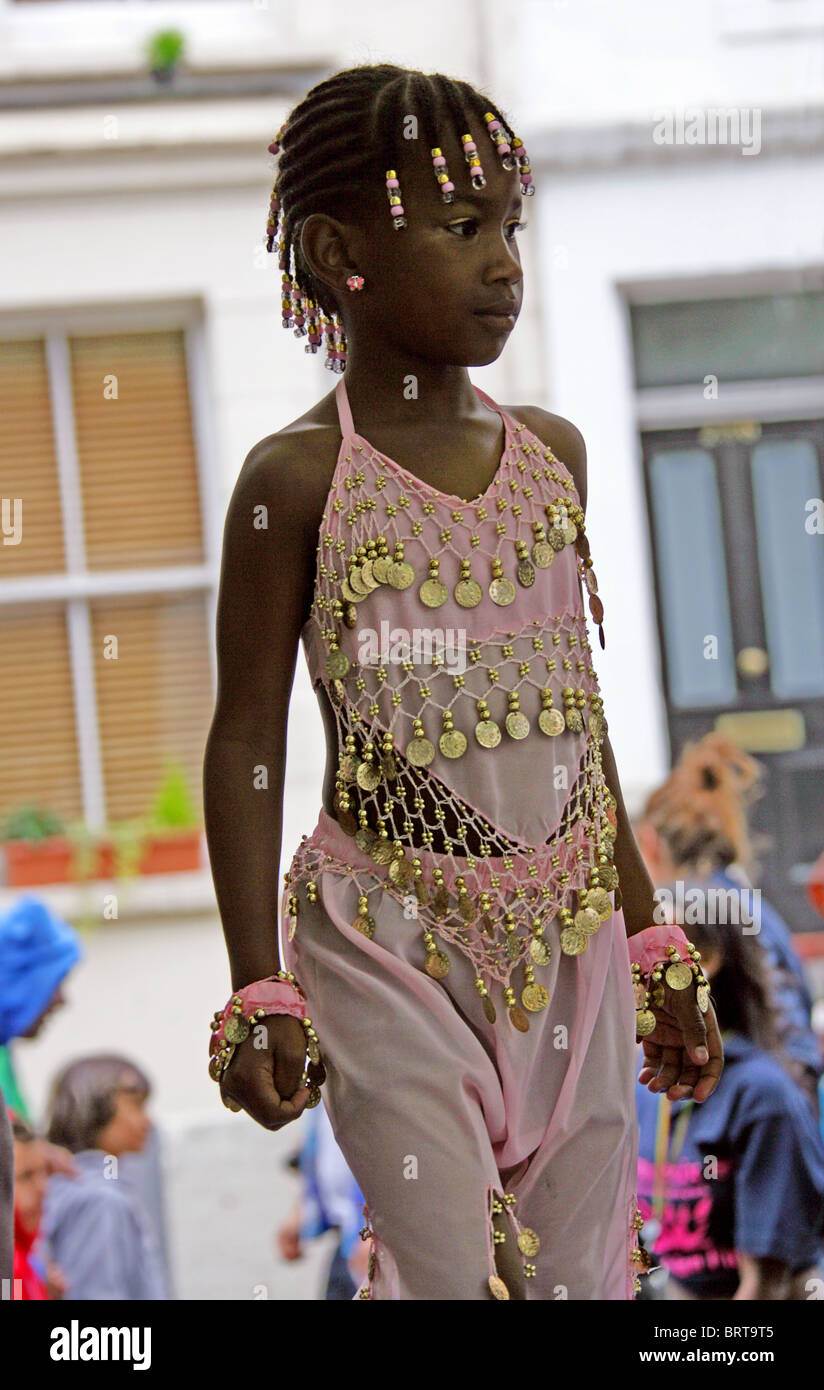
[636,910,824,1299]
[636,733,822,1112]
[42,1055,169,1300]
[277,1101,368,1299]
[9,1109,68,1300]
[0,894,83,1291]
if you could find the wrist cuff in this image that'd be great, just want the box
[627,922,692,976]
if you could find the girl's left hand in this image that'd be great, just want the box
[637,985,724,1103]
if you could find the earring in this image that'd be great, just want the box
[346,274,365,291]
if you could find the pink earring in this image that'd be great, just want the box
[346,274,365,291]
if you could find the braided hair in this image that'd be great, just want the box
[264,64,533,372]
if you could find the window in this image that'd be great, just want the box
[0,326,214,832]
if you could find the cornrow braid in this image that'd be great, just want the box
[263,64,533,372]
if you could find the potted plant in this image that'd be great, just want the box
[139,759,202,874]
[145,28,186,85]
[1,807,75,887]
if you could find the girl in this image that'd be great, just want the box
[635,913,824,1299]
[42,1055,168,1300]
[8,1110,68,1300]
[203,63,722,1301]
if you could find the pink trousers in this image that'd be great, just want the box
[281,809,642,1300]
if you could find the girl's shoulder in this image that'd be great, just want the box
[509,404,588,511]
[241,391,342,535]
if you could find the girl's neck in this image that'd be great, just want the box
[341,351,489,428]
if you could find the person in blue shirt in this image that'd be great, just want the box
[636,911,824,1299]
[635,732,822,1114]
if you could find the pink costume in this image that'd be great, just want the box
[280,375,644,1299]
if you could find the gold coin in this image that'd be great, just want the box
[532,540,553,568]
[489,576,515,606]
[388,856,413,889]
[432,886,450,919]
[574,906,600,935]
[354,827,377,853]
[352,913,376,938]
[356,762,381,791]
[458,894,476,923]
[482,995,497,1024]
[340,578,359,604]
[326,649,350,680]
[585,568,599,595]
[488,1275,510,1300]
[505,934,522,962]
[224,1014,250,1045]
[208,1054,223,1083]
[560,926,588,956]
[517,1227,541,1257]
[307,1037,320,1065]
[337,806,358,836]
[305,1084,322,1109]
[597,862,619,890]
[425,949,450,980]
[696,984,710,1014]
[587,887,612,919]
[359,559,377,589]
[589,712,605,741]
[665,962,694,991]
[287,913,297,941]
[406,735,435,767]
[414,877,430,907]
[509,1005,530,1032]
[342,603,358,629]
[635,1009,657,1037]
[381,752,398,780]
[370,838,394,865]
[371,555,390,583]
[517,559,535,587]
[419,577,449,607]
[439,728,468,758]
[548,528,566,551]
[505,711,530,739]
[347,567,369,597]
[455,578,482,608]
[475,719,502,748]
[539,708,565,736]
[387,561,414,589]
[522,982,549,1013]
[530,936,551,965]
[562,520,577,545]
[565,708,584,734]
[633,981,648,1009]
[652,984,666,1009]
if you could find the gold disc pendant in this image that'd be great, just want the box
[538,707,565,736]
[439,728,468,758]
[488,1274,510,1300]
[560,926,588,955]
[635,1009,657,1037]
[372,554,390,583]
[370,837,394,865]
[532,540,553,568]
[388,561,414,590]
[455,577,482,608]
[517,1227,541,1257]
[425,949,450,979]
[517,558,535,587]
[696,984,710,1013]
[356,761,381,791]
[352,913,376,938]
[508,1005,530,1032]
[574,906,601,935]
[530,936,551,965]
[475,719,501,748]
[482,995,497,1024]
[419,577,449,608]
[326,648,350,680]
[505,711,530,738]
[522,982,549,1012]
[489,576,515,606]
[587,887,612,919]
[665,962,693,991]
[389,855,413,889]
[406,735,435,767]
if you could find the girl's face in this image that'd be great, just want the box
[14,1138,50,1234]
[94,1073,152,1156]
[306,120,525,368]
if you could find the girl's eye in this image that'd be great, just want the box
[446,218,528,239]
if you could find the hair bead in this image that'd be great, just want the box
[483,112,516,171]
[385,170,407,228]
[511,137,535,197]
[430,146,455,203]
[461,133,486,190]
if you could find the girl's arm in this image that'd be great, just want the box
[203,434,321,1128]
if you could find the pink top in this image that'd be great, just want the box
[290,374,616,989]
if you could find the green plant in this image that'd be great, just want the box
[145,28,186,72]
[149,759,198,831]
[1,807,66,842]
[109,817,150,881]
[65,819,98,881]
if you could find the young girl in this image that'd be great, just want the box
[203,63,722,1301]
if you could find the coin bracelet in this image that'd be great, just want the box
[208,970,326,1110]
[628,924,711,1042]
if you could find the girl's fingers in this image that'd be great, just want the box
[692,1006,725,1102]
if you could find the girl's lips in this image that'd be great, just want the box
[474,310,517,330]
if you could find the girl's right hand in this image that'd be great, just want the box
[219,1013,311,1129]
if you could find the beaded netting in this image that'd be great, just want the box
[283,402,621,1030]
[262,65,535,373]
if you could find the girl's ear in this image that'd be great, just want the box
[299,214,346,316]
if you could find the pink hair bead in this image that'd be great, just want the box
[461,133,486,189]
[385,169,407,228]
[431,146,455,203]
